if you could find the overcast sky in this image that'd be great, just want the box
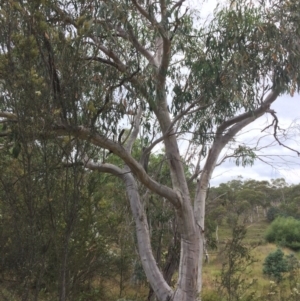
[210,94,300,186]
[184,0,300,186]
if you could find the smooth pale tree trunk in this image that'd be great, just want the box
[153,61,202,299]
[194,150,223,296]
[122,167,173,301]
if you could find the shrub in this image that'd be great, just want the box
[265,217,300,250]
[263,248,288,282]
[217,224,257,301]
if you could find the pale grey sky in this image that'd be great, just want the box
[210,94,300,186]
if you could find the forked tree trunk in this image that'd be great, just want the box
[84,90,279,301]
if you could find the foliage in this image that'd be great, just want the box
[202,219,300,301]
[265,217,300,250]
[0,141,137,300]
[217,223,257,301]
[266,207,282,222]
[258,251,300,300]
[262,249,289,283]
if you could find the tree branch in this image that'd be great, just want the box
[170,0,186,14]
[140,96,208,164]
[84,160,126,176]
[90,38,127,72]
[125,106,143,153]
[0,116,178,205]
[0,111,18,120]
[194,89,280,243]
[131,0,169,40]
[267,110,300,156]
[85,158,173,300]
[54,124,180,207]
[160,0,167,20]
[93,10,157,67]
[222,90,279,142]
[187,147,203,184]
[83,56,119,68]
[125,22,158,66]
[83,157,174,298]
[201,90,280,179]
[216,90,280,136]
[157,35,171,91]
[131,0,157,25]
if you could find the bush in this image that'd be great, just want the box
[263,248,288,282]
[265,217,300,250]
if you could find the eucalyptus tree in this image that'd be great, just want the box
[1,0,300,300]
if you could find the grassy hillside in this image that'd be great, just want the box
[202,218,300,300]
